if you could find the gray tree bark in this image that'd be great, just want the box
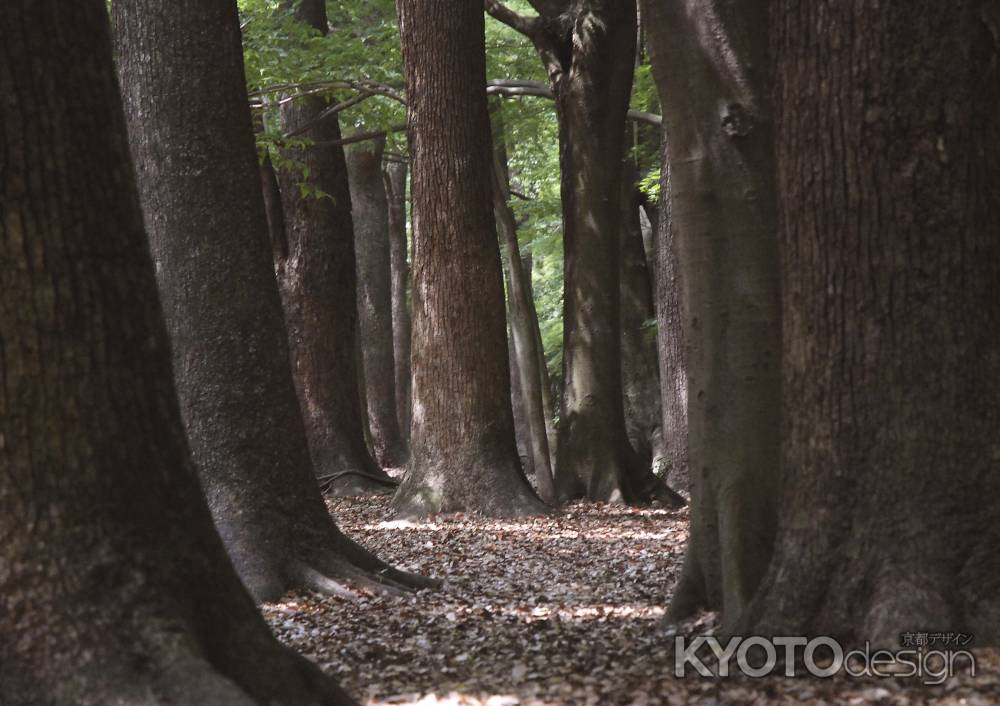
[347,137,408,467]
[384,160,413,443]
[393,0,546,517]
[114,0,431,602]
[642,0,781,628]
[0,3,354,703]
[741,0,1000,646]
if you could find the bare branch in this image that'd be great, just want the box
[486,79,662,127]
[484,0,542,38]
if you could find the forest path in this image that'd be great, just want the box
[263,494,997,705]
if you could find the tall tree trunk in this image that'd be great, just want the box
[642,0,781,628]
[393,0,546,517]
[0,3,353,703]
[507,289,535,477]
[384,160,413,443]
[347,137,407,467]
[487,0,682,507]
[275,1,393,495]
[741,0,1000,646]
[650,154,688,493]
[493,151,557,503]
[620,161,666,478]
[114,0,431,602]
[523,251,559,466]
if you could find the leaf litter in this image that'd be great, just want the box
[262,494,999,705]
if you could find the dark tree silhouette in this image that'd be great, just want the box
[0,2,354,703]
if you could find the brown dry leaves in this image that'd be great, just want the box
[261,495,999,706]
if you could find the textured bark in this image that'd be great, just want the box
[0,3,353,703]
[740,0,1000,646]
[650,157,688,493]
[620,163,666,477]
[384,161,413,442]
[642,0,781,627]
[393,0,546,517]
[114,0,429,602]
[488,0,682,507]
[275,2,393,494]
[494,151,556,503]
[347,137,407,467]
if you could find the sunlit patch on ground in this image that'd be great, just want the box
[262,494,999,705]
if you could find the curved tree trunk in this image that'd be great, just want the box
[493,151,556,503]
[275,3,393,495]
[114,0,431,602]
[0,3,353,703]
[741,0,1000,646]
[347,138,408,467]
[393,0,546,517]
[642,0,781,628]
[384,161,413,443]
[620,162,666,478]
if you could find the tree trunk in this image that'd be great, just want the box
[493,151,556,503]
[650,154,688,493]
[347,138,408,468]
[507,291,535,477]
[275,2,394,495]
[620,161,666,478]
[384,160,413,443]
[114,0,431,602]
[0,3,353,703]
[523,252,559,466]
[740,0,1000,646]
[641,0,780,627]
[487,0,682,507]
[642,0,781,628]
[392,0,546,517]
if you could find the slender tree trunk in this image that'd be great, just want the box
[347,137,408,467]
[523,252,559,466]
[650,153,688,493]
[114,0,431,602]
[642,0,781,627]
[384,160,413,443]
[275,2,393,495]
[620,161,666,477]
[493,151,556,503]
[507,288,535,477]
[0,3,353,703]
[393,0,546,517]
[741,0,1000,646]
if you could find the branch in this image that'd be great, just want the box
[486,80,663,127]
[311,124,407,148]
[485,0,542,39]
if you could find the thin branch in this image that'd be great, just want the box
[310,124,407,148]
[486,80,663,127]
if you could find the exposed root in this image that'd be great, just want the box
[319,470,399,497]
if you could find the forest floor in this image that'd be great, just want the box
[263,490,999,706]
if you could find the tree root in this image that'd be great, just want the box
[318,470,399,497]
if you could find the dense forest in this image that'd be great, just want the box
[1,1,998,705]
